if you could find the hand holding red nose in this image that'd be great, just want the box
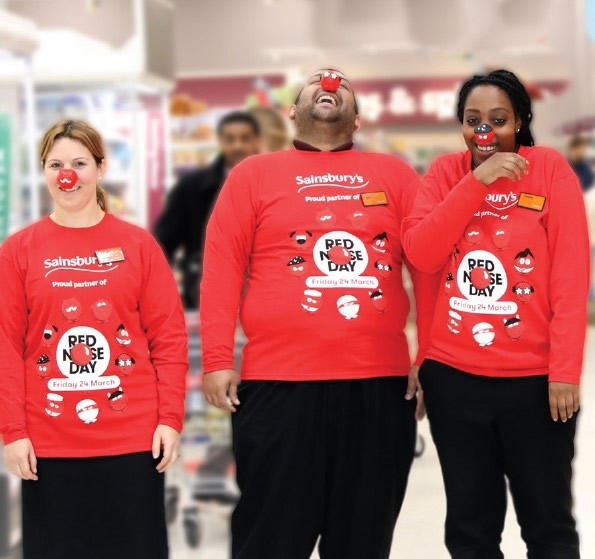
[57,169,79,189]
[321,71,341,92]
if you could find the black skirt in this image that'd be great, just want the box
[21,451,168,559]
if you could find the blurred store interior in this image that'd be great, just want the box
[1,1,595,557]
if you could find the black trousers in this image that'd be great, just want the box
[419,359,580,559]
[22,452,168,559]
[231,377,417,559]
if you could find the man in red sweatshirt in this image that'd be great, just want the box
[200,69,437,559]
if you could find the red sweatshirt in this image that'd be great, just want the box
[0,213,188,457]
[200,147,439,380]
[401,146,589,384]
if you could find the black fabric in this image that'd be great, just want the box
[231,377,417,559]
[21,451,167,559]
[293,139,354,152]
[153,154,227,308]
[419,359,580,559]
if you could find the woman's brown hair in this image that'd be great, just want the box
[39,119,108,211]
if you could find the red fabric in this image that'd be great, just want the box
[401,146,590,384]
[0,213,188,456]
[200,148,439,381]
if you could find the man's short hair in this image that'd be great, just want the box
[217,111,261,137]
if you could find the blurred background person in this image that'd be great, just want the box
[154,111,261,309]
[248,106,291,152]
[567,136,594,193]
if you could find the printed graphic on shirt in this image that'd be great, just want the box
[305,231,378,290]
[316,208,337,227]
[42,324,58,346]
[492,225,511,250]
[44,254,119,278]
[92,299,113,322]
[302,289,323,313]
[444,272,454,295]
[370,232,389,254]
[485,191,519,211]
[512,281,534,303]
[116,324,132,346]
[349,211,370,230]
[37,354,51,378]
[374,259,392,279]
[464,224,484,245]
[296,172,368,193]
[61,298,82,321]
[447,310,462,334]
[287,256,309,278]
[337,294,360,319]
[45,393,64,417]
[289,230,313,250]
[76,399,99,423]
[472,322,495,346]
[450,250,518,315]
[48,326,120,392]
[115,353,135,376]
[503,315,524,340]
[513,249,535,274]
[108,388,128,412]
[369,289,387,313]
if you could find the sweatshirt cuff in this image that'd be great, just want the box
[203,361,235,374]
[548,372,581,385]
[158,417,183,433]
[1,424,29,445]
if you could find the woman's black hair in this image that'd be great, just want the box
[457,69,535,147]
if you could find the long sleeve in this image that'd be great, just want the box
[139,238,189,432]
[545,168,590,384]
[401,159,488,274]
[200,162,258,374]
[154,180,186,262]
[0,245,28,444]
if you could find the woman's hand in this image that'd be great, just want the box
[549,382,580,422]
[3,438,38,480]
[152,424,181,473]
[405,365,426,421]
[203,369,240,412]
[473,152,529,185]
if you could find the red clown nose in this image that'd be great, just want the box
[57,169,79,190]
[474,124,495,146]
[320,71,341,92]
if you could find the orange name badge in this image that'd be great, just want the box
[95,247,125,264]
[517,192,546,212]
[361,191,388,207]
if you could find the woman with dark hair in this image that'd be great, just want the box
[402,70,588,558]
[0,120,188,559]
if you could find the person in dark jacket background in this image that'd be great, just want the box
[567,136,594,193]
[154,111,261,308]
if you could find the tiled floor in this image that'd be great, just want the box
[171,328,595,558]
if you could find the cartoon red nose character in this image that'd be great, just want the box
[472,322,495,346]
[328,245,352,266]
[116,324,132,345]
[92,299,113,322]
[290,230,313,250]
[62,298,82,321]
[42,324,58,347]
[115,353,135,375]
[317,209,336,227]
[337,294,360,320]
[470,267,491,290]
[514,249,535,274]
[45,393,64,417]
[444,272,454,294]
[374,259,392,280]
[37,354,51,378]
[371,232,388,253]
[492,227,510,250]
[108,388,128,412]
[57,169,79,191]
[287,256,309,277]
[465,224,484,245]
[301,289,322,313]
[504,315,524,340]
[369,290,387,313]
[474,123,495,145]
[320,71,341,92]
[447,310,462,334]
[349,211,370,230]
[71,343,93,366]
[76,399,99,424]
[512,281,534,303]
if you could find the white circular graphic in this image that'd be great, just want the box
[76,398,99,423]
[56,326,110,379]
[456,250,508,303]
[313,231,369,277]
